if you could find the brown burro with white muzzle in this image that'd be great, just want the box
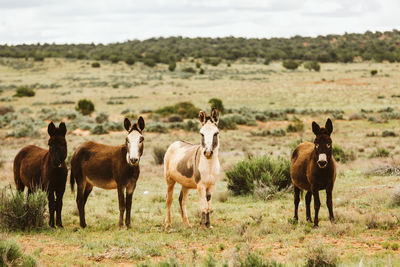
[14,122,68,228]
[164,108,220,228]
[70,117,145,228]
[290,118,336,227]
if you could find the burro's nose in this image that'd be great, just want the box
[204,150,213,159]
[317,153,328,168]
[130,158,139,165]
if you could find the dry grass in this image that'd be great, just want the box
[0,59,399,265]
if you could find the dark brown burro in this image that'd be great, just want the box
[13,122,68,228]
[290,118,336,227]
[70,117,145,228]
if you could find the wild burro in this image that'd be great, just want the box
[290,118,336,227]
[164,108,220,228]
[70,117,145,228]
[14,122,68,228]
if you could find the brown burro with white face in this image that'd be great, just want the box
[164,108,220,229]
[70,117,145,228]
[290,118,336,227]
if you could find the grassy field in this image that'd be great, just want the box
[0,58,400,266]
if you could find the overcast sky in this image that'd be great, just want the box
[0,0,399,44]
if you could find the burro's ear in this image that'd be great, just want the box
[58,122,67,136]
[48,122,56,136]
[198,111,206,125]
[124,118,131,132]
[137,116,145,131]
[211,108,219,125]
[312,121,320,136]
[325,118,333,135]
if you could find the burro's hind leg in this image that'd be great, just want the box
[117,185,126,228]
[179,186,191,228]
[294,186,300,221]
[164,176,176,228]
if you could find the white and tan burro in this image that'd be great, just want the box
[164,108,220,228]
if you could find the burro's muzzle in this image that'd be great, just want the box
[204,149,213,159]
[317,153,328,168]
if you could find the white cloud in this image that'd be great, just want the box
[0,0,398,44]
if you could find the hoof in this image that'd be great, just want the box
[184,223,192,228]
[80,223,87,228]
[57,224,64,228]
[207,225,213,229]
[330,218,336,224]
[313,224,319,229]
[164,223,171,229]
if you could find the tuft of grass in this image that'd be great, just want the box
[369,148,390,158]
[0,188,47,231]
[333,145,355,163]
[304,243,338,267]
[390,187,400,207]
[155,102,200,119]
[14,86,35,97]
[286,117,304,132]
[226,155,291,196]
[152,146,167,165]
[0,239,37,267]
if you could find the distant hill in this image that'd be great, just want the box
[1,30,400,65]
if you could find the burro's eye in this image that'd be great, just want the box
[140,136,144,143]
[214,132,219,137]
[200,133,204,137]
[315,144,319,149]
[327,143,331,148]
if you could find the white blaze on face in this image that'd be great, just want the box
[200,121,219,154]
[126,130,142,165]
[318,153,327,164]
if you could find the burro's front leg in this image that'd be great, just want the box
[197,184,213,229]
[205,184,215,228]
[117,185,126,228]
[125,182,137,228]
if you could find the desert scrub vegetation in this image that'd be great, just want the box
[0,188,47,231]
[286,117,304,133]
[333,145,355,163]
[208,98,225,114]
[154,102,200,119]
[13,86,35,97]
[0,239,37,267]
[369,148,390,158]
[304,61,321,71]
[75,99,95,115]
[282,59,299,70]
[91,62,100,68]
[226,155,291,198]
[304,243,338,267]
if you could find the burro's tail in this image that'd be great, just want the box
[70,167,75,192]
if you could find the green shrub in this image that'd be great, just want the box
[390,188,400,207]
[333,145,354,163]
[91,62,101,68]
[205,57,221,66]
[146,122,168,133]
[76,99,95,115]
[382,130,397,137]
[250,129,286,137]
[304,244,338,267]
[33,53,44,62]
[95,112,109,123]
[240,252,283,267]
[0,239,37,267]
[167,115,183,122]
[109,55,120,63]
[168,61,176,71]
[7,118,42,138]
[0,188,47,231]
[90,124,109,135]
[124,56,136,65]
[286,117,304,132]
[371,70,378,76]
[106,121,124,131]
[218,117,237,130]
[304,61,321,72]
[155,102,200,119]
[370,148,390,158]
[152,146,167,165]
[208,98,225,114]
[182,67,196,73]
[199,68,205,74]
[196,62,201,68]
[226,155,291,196]
[282,60,299,70]
[143,57,156,67]
[14,86,35,97]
